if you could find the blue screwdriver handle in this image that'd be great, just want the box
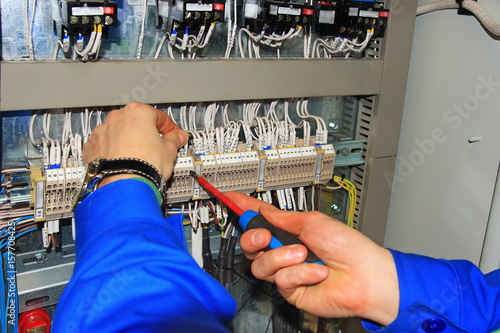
[239,210,323,264]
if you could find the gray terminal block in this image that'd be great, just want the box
[166,155,195,203]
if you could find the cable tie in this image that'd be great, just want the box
[456,0,475,15]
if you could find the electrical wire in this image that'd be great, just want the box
[417,0,500,36]
[325,176,357,228]
[24,0,37,60]
[137,0,147,59]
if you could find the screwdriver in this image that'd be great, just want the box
[189,171,322,264]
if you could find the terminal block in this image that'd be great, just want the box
[262,149,280,190]
[60,0,118,38]
[45,169,64,220]
[314,0,388,39]
[319,144,336,182]
[199,154,217,198]
[171,0,224,37]
[214,152,259,194]
[30,166,46,222]
[275,147,318,190]
[166,155,196,203]
[30,166,85,222]
[244,0,308,35]
[269,1,303,34]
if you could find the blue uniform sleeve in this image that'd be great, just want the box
[52,179,236,333]
[362,250,500,333]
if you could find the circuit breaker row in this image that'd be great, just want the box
[244,0,389,37]
[53,0,388,59]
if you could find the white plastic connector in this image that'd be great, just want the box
[76,34,84,52]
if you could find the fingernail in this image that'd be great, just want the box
[252,230,266,245]
[178,130,188,146]
[292,245,306,259]
[317,266,328,278]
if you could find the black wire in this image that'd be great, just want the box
[235,279,265,317]
[223,234,238,290]
[232,266,250,285]
[264,310,274,333]
[202,226,214,274]
[231,269,271,298]
[216,237,228,283]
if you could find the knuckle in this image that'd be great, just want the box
[105,110,120,123]
[125,101,143,111]
[251,261,267,280]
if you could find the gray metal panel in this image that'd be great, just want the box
[356,0,418,246]
[385,0,500,265]
[0,59,383,111]
[357,156,397,245]
[17,262,74,313]
[367,1,418,159]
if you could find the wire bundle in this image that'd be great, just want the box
[311,29,375,59]
[332,176,356,228]
[417,0,500,36]
[156,23,216,59]
[238,27,302,58]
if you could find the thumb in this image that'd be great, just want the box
[162,129,188,150]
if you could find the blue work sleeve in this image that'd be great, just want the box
[52,179,236,333]
[362,250,500,333]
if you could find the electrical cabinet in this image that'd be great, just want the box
[0,0,418,330]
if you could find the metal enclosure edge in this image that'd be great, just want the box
[0,59,383,111]
[356,0,418,246]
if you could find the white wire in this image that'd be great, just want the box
[137,0,147,59]
[311,185,315,211]
[42,113,52,141]
[75,30,97,58]
[155,32,170,59]
[417,0,500,36]
[29,113,39,147]
[25,0,36,60]
[416,0,457,15]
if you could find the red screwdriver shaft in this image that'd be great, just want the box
[190,171,244,217]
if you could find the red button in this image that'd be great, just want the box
[303,8,313,15]
[104,7,114,15]
[379,11,389,17]
[214,3,224,10]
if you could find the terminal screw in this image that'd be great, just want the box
[35,253,47,264]
[331,204,341,213]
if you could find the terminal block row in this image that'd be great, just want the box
[29,144,335,215]
[166,144,335,204]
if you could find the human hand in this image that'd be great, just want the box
[82,102,188,187]
[226,191,399,326]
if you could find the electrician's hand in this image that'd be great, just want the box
[82,102,188,187]
[227,191,399,327]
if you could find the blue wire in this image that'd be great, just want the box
[3,216,34,239]
[13,227,38,240]
[0,216,35,249]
